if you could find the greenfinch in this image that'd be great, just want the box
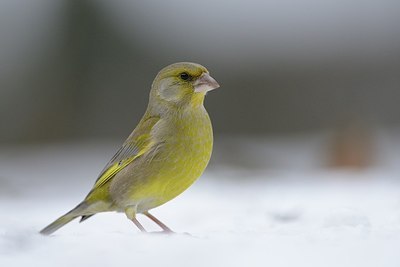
[40,62,220,235]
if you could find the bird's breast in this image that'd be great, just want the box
[118,108,213,212]
[155,108,213,182]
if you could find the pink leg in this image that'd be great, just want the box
[131,217,147,232]
[144,211,174,233]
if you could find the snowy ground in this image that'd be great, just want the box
[1,138,400,267]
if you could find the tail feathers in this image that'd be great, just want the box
[40,202,88,235]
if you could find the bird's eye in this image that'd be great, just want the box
[180,72,190,80]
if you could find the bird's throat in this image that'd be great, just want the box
[190,93,206,108]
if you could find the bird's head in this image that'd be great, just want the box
[150,62,219,109]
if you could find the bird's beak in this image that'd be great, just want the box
[194,73,220,93]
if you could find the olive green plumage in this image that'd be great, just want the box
[40,62,220,235]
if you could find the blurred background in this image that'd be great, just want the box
[0,0,400,194]
[2,0,400,199]
[1,0,400,173]
[1,0,400,181]
[1,0,399,139]
[1,0,400,170]
[1,1,400,265]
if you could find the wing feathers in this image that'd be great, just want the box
[91,116,160,190]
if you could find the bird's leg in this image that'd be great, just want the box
[143,211,174,233]
[125,206,147,232]
[131,217,147,232]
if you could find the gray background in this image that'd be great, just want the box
[1,0,399,144]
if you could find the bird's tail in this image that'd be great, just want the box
[40,202,88,235]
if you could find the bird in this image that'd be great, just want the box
[40,62,220,235]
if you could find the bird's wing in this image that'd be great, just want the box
[92,115,160,189]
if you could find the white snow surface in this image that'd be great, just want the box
[1,140,400,267]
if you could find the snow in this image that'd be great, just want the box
[1,140,400,267]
